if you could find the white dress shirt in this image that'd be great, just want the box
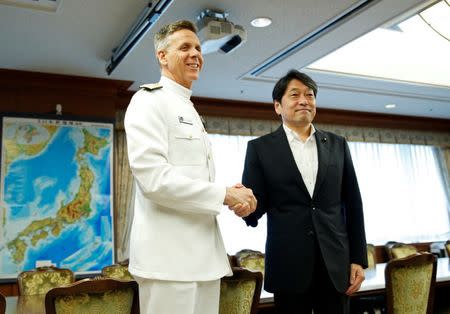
[283,124,318,197]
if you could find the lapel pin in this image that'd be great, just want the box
[321,137,327,143]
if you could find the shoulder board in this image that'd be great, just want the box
[140,83,163,92]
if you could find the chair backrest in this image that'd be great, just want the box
[385,252,437,314]
[45,277,139,314]
[0,292,5,314]
[385,242,418,260]
[18,266,75,296]
[384,241,398,260]
[235,249,265,276]
[219,267,263,314]
[367,243,376,269]
[101,261,134,281]
[445,240,450,257]
[391,244,418,260]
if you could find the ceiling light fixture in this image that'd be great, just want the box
[197,9,247,54]
[251,17,272,28]
[385,104,396,109]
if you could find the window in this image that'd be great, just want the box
[210,133,450,254]
[349,142,450,245]
[209,134,265,255]
[307,0,450,87]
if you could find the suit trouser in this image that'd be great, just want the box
[274,238,349,314]
[134,276,221,314]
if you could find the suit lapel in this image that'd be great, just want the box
[313,129,330,199]
[272,126,311,199]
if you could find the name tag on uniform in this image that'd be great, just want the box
[178,116,193,125]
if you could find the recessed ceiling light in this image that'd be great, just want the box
[251,17,272,28]
[385,104,396,109]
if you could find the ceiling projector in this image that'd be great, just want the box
[196,9,247,55]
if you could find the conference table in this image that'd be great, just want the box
[259,257,450,304]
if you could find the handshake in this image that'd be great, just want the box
[223,183,257,218]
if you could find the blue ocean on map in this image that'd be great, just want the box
[6,128,77,219]
[0,123,114,278]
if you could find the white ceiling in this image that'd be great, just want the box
[1,0,449,119]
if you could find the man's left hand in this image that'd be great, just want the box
[345,263,365,295]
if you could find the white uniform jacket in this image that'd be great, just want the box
[124,76,232,281]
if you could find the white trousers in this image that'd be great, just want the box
[134,276,221,314]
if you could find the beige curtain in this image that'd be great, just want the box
[203,115,450,146]
[441,147,450,196]
[114,129,134,262]
[113,110,450,259]
[115,109,450,146]
[443,148,450,174]
[204,115,450,203]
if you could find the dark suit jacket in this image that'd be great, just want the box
[242,125,368,294]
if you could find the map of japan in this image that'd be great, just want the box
[0,117,114,279]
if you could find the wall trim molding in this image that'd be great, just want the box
[192,96,450,132]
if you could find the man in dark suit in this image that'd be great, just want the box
[241,70,368,314]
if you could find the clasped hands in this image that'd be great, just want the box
[224,183,257,217]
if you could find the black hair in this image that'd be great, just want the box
[272,70,318,102]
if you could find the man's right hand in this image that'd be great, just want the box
[224,184,257,217]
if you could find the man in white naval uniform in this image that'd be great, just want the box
[124,20,257,314]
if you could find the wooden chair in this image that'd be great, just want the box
[385,242,418,260]
[45,277,139,314]
[101,260,134,281]
[18,266,74,296]
[0,292,5,314]
[228,254,238,267]
[384,241,398,260]
[235,249,265,276]
[219,267,263,314]
[385,252,437,314]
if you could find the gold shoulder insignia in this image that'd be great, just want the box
[140,83,163,92]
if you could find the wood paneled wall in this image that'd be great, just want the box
[190,97,450,132]
[2,69,448,132]
[0,69,132,119]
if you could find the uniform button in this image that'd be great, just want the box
[312,207,316,211]
[308,230,314,236]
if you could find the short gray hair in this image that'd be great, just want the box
[154,20,197,52]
